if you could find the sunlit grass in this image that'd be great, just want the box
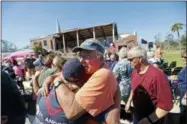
[163,51,184,67]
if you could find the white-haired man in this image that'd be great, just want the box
[42,39,121,124]
[125,46,173,124]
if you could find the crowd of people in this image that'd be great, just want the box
[1,38,186,124]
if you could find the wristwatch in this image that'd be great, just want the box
[54,81,63,89]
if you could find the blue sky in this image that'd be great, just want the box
[2,2,186,48]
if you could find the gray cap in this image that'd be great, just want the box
[72,39,105,54]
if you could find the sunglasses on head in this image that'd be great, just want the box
[128,58,134,62]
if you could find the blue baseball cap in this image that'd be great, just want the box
[72,39,105,54]
[62,58,85,82]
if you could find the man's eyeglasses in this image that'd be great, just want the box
[78,53,96,59]
[128,57,141,62]
[182,56,187,59]
[78,54,92,59]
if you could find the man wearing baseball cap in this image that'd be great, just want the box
[43,38,121,124]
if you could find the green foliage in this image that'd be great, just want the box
[154,33,162,46]
[23,45,30,49]
[32,42,42,55]
[1,40,17,52]
[180,34,186,49]
[171,23,184,38]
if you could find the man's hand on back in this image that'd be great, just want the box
[42,74,57,96]
[56,83,86,120]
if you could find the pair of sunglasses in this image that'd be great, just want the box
[128,57,139,62]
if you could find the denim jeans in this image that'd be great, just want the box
[133,114,138,124]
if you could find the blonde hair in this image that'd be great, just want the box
[53,55,67,69]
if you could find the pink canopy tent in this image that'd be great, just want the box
[8,49,36,59]
[2,52,12,62]
[1,49,37,63]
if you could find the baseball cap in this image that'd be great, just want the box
[72,39,105,54]
[62,58,85,82]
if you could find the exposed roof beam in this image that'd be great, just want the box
[114,23,118,39]
[65,33,75,41]
[100,26,106,39]
[78,31,85,41]
[87,29,93,37]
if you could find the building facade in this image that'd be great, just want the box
[114,32,138,51]
[30,22,118,53]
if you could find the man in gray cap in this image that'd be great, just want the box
[43,38,121,124]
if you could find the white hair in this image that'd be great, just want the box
[128,46,147,60]
[118,47,128,60]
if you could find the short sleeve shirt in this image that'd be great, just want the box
[38,68,58,88]
[113,59,132,98]
[75,65,118,117]
[113,59,132,83]
[131,65,173,111]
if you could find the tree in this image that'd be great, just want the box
[32,42,43,55]
[154,33,162,46]
[180,34,186,50]
[171,22,184,52]
[171,23,184,38]
[22,45,30,49]
[154,33,165,50]
[1,40,17,52]
[165,34,174,51]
